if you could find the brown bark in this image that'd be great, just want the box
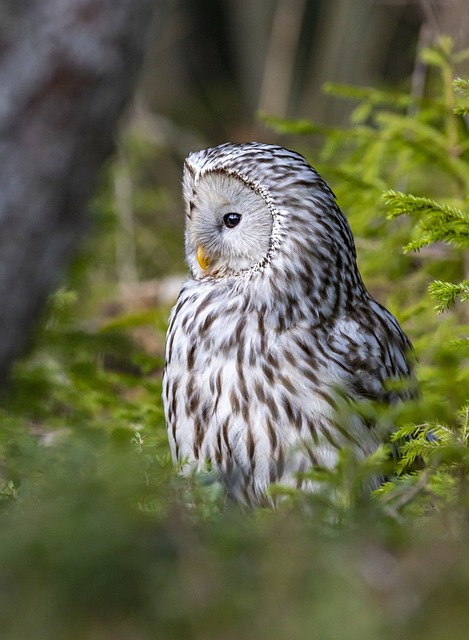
[0,0,155,380]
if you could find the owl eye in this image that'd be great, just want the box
[223,212,241,228]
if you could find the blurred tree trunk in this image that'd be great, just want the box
[298,0,402,123]
[0,0,155,382]
[258,0,306,117]
[227,0,272,112]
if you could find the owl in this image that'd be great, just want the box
[163,142,413,505]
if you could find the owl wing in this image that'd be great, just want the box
[327,301,413,404]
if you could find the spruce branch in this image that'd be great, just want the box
[449,337,469,351]
[428,280,469,312]
[376,114,469,189]
[257,112,332,136]
[383,191,469,222]
[382,467,434,521]
[323,82,414,109]
[383,191,469,252]
[453,77,469,93]
[453,78,469,116]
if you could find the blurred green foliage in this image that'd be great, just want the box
[0,36,468,639]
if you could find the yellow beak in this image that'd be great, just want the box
[197,245,210,271]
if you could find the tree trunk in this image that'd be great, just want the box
[0,0,155,381]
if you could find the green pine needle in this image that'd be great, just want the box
[428,280,469,312]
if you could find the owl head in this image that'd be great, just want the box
[183,168,273,278]
[182,143,359,297]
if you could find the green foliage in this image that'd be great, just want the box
[1,35,469,639]
[384,191,469,252]
[428,280,469,312]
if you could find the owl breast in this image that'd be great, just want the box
[163,277,379,505]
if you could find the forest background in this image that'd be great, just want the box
[0,1,468,638]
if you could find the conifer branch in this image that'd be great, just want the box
[428,280,469,312]
[383,191,469,221]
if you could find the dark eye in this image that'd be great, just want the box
[223,212,241,229]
